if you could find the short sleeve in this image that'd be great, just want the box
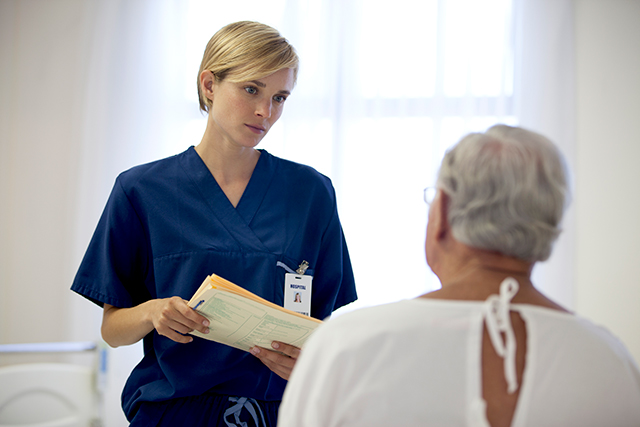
[71,177,151,308]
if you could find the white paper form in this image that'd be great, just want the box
[189,287,321,352]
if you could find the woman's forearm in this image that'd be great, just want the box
[101,298,210,347]
[102,301,156,347]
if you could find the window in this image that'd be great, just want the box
[180,0,517,312]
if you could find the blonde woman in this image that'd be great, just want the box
[72,21,356,426]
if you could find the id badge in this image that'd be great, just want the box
[284,273,312,316]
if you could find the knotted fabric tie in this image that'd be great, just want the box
[224,396,267,427]
[483,277,520,394]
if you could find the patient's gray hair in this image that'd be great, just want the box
[436,124,570,262]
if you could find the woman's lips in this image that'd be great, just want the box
[246,124,266,134]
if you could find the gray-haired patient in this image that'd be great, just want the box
[278,125,640,427]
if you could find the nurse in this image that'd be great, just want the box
[72,21,357,426]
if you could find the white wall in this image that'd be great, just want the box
[0,0,96,347]
[574,0,640,363]
[0,3,129,426]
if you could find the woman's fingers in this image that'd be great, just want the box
[271,341,301,359]
[157,326,194,344]
[176,298,211,333]
[152,297,210,342]
[250,341,301,380]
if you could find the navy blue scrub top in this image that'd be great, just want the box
[71,147,357,419]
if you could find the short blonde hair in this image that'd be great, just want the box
[197,21,299,113]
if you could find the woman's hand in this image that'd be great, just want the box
[147,297,211,343]
[102,297,210,347]
[250,341,301,380]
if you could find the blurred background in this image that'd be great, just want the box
[1,0,639,426]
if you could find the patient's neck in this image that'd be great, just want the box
[471,251,533,278]
[447,246,531,282]
[425,248,535,301]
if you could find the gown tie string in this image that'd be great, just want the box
[224,396,267,427]
[483,277,520,394]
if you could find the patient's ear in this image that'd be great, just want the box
[434,190,451,241]
[424,190,451,272]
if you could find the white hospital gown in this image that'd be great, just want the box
[278,280,640,427]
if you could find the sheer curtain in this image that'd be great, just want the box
[175,0,520,310]
[0,0,574,425]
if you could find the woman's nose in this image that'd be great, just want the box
[255,99,272,118]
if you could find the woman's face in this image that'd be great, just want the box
[206,68,294,149]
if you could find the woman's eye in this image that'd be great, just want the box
[244,86,257,95]
[274,95,287,103]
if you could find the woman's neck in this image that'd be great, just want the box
[195,135,260,186]
[194,131,262,208]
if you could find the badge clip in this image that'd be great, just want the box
[296,260,309,275]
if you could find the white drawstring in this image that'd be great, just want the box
[483,277,520,394]
[224,397,267,427]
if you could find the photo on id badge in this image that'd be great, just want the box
[284,273,312,316]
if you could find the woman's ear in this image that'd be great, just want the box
[200,70,215,101]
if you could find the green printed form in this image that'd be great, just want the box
[188,283,321,352]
